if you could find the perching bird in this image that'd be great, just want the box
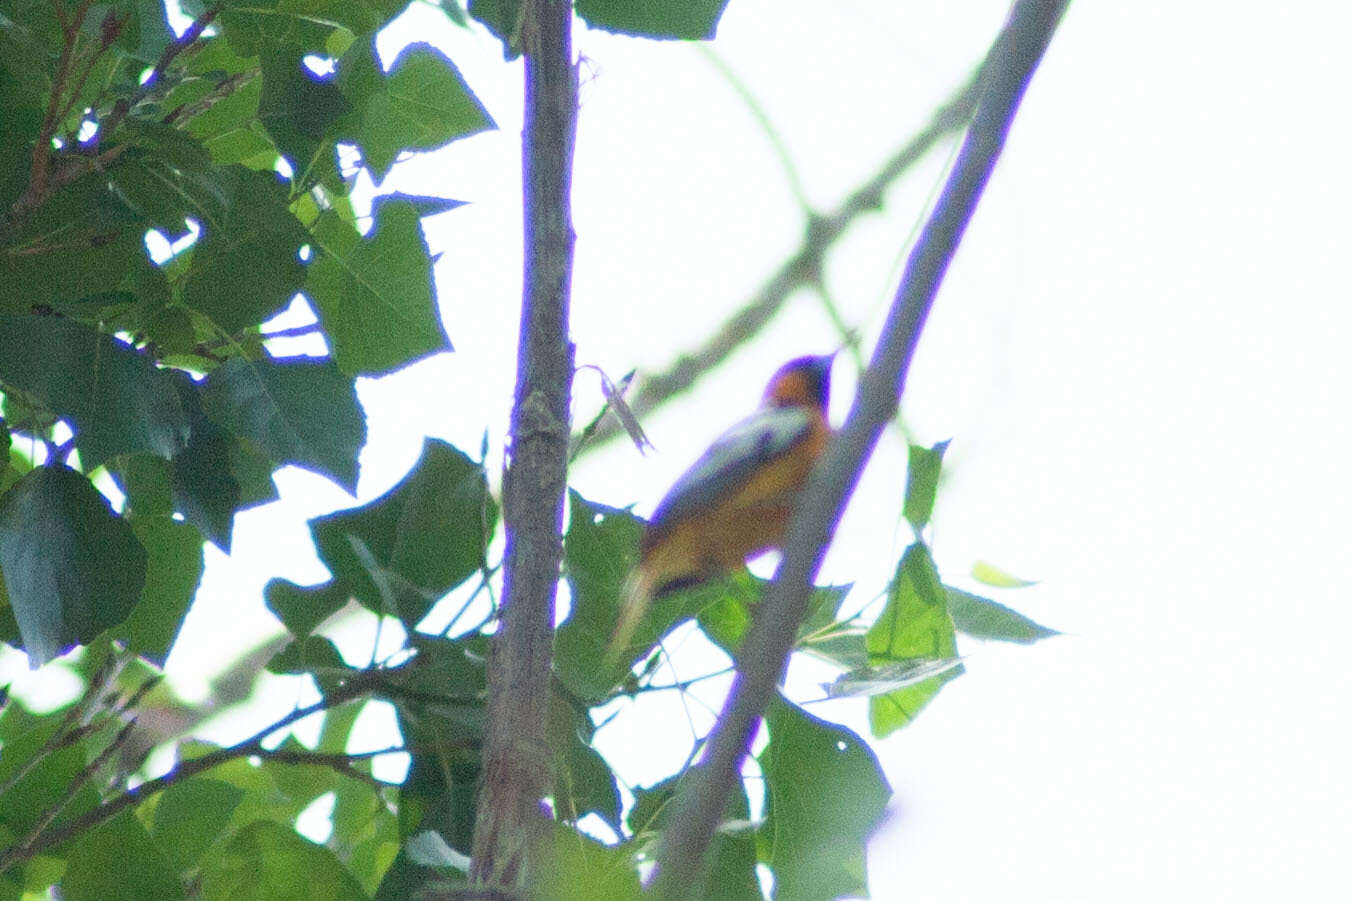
[612,354,834,658]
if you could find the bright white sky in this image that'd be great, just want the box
[5,1,1351,897]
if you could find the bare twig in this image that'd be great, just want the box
[651,1,1072,893]
[572,67,985,453]
[467,0,578,894]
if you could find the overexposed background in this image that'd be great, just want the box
[6,1,1352,897]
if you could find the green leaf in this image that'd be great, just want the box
[866,544,963,737]
[0,175,147,316]
[264,578,350,638]
[118,517,205,664]
[202,357,365,492]
[171,419,243,552]
[335,41,494,180]
[306,201,448,376]
[310,439,494,628]
[201,819,367,901]
[970,559,1039,588]
[219,5,354,59]
[575,0,731,40]
[760,698,891,901]
[903,439,949,531]
[946,586,1059,644]
[63,810,185,901]
[0,315,190,469]
[151,777,246,873]
[550,689,620,829]
[258,51,349,186]
[0,711,98,837]
[181,166,309,334]
[0,465,147,667]
[468,0,522,58]
[555,492,712,701]
[546,822,641,901]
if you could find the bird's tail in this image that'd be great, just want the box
[606,563,658,668]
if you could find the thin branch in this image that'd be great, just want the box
[571,66,985,454]
[650,1,1072,894]
[467,0,578,894]
[0,668,383,873]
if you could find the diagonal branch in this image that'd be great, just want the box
[650,1,1073,893]
[467,0,578,895]
[572,67,984,455]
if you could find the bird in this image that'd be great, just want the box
[611,354,835,660]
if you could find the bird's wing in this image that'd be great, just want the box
[646,405,814,534]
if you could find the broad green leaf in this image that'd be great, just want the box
[202,357,365,492]
[946,586,1059,644]
[698,576,853,662]
[971,559,1039,588]
[63,810,185,901]
[468,0,522,58]
[118,454,174,517]
[903,439,950,530]
[550,688,621,829]
[264,578,350,638]
[172,415,243,551]
[151,778,246,873]
[310,439,494,628]
[258,51,349,186]
[306,202,448,376]
[0,175,147,316]
[555,491,711,701]
[866,544,963,737]
[575,0,731,40]
[546,822,641,901]
[181,166,309,334]
[219,4,354,58]
[760,698,891,901]
[0,465,147,667]
[118,517,205,664]
[0,316,190,469]
[335,41,494,180]
[201,819,367,901]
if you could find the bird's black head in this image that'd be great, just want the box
[764,354,833,410]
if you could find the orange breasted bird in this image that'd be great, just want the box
[612,355,835,658]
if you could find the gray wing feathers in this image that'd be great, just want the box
[646,406,813,533]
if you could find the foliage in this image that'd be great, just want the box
[0,1,1056,898]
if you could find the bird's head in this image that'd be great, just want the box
[763,354,834,411]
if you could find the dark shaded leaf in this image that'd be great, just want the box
[258,51,349,186]
[0,465,147,667]
[946,586,1059,644]
[903,439,949,531]
[306,202,448,376]
[627,776,758,900]
[866,543,964,737]
[264,577,350,638]
[181,166,309,334]
[202,357,364,492]
[575,0,730,40]
[0,175,147,316]
[63,810,185,900]
[310,439,494,628]
[760,698,891,901]
[0,316,190,468]
[172,415,242,551]
[335,41,494,180]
